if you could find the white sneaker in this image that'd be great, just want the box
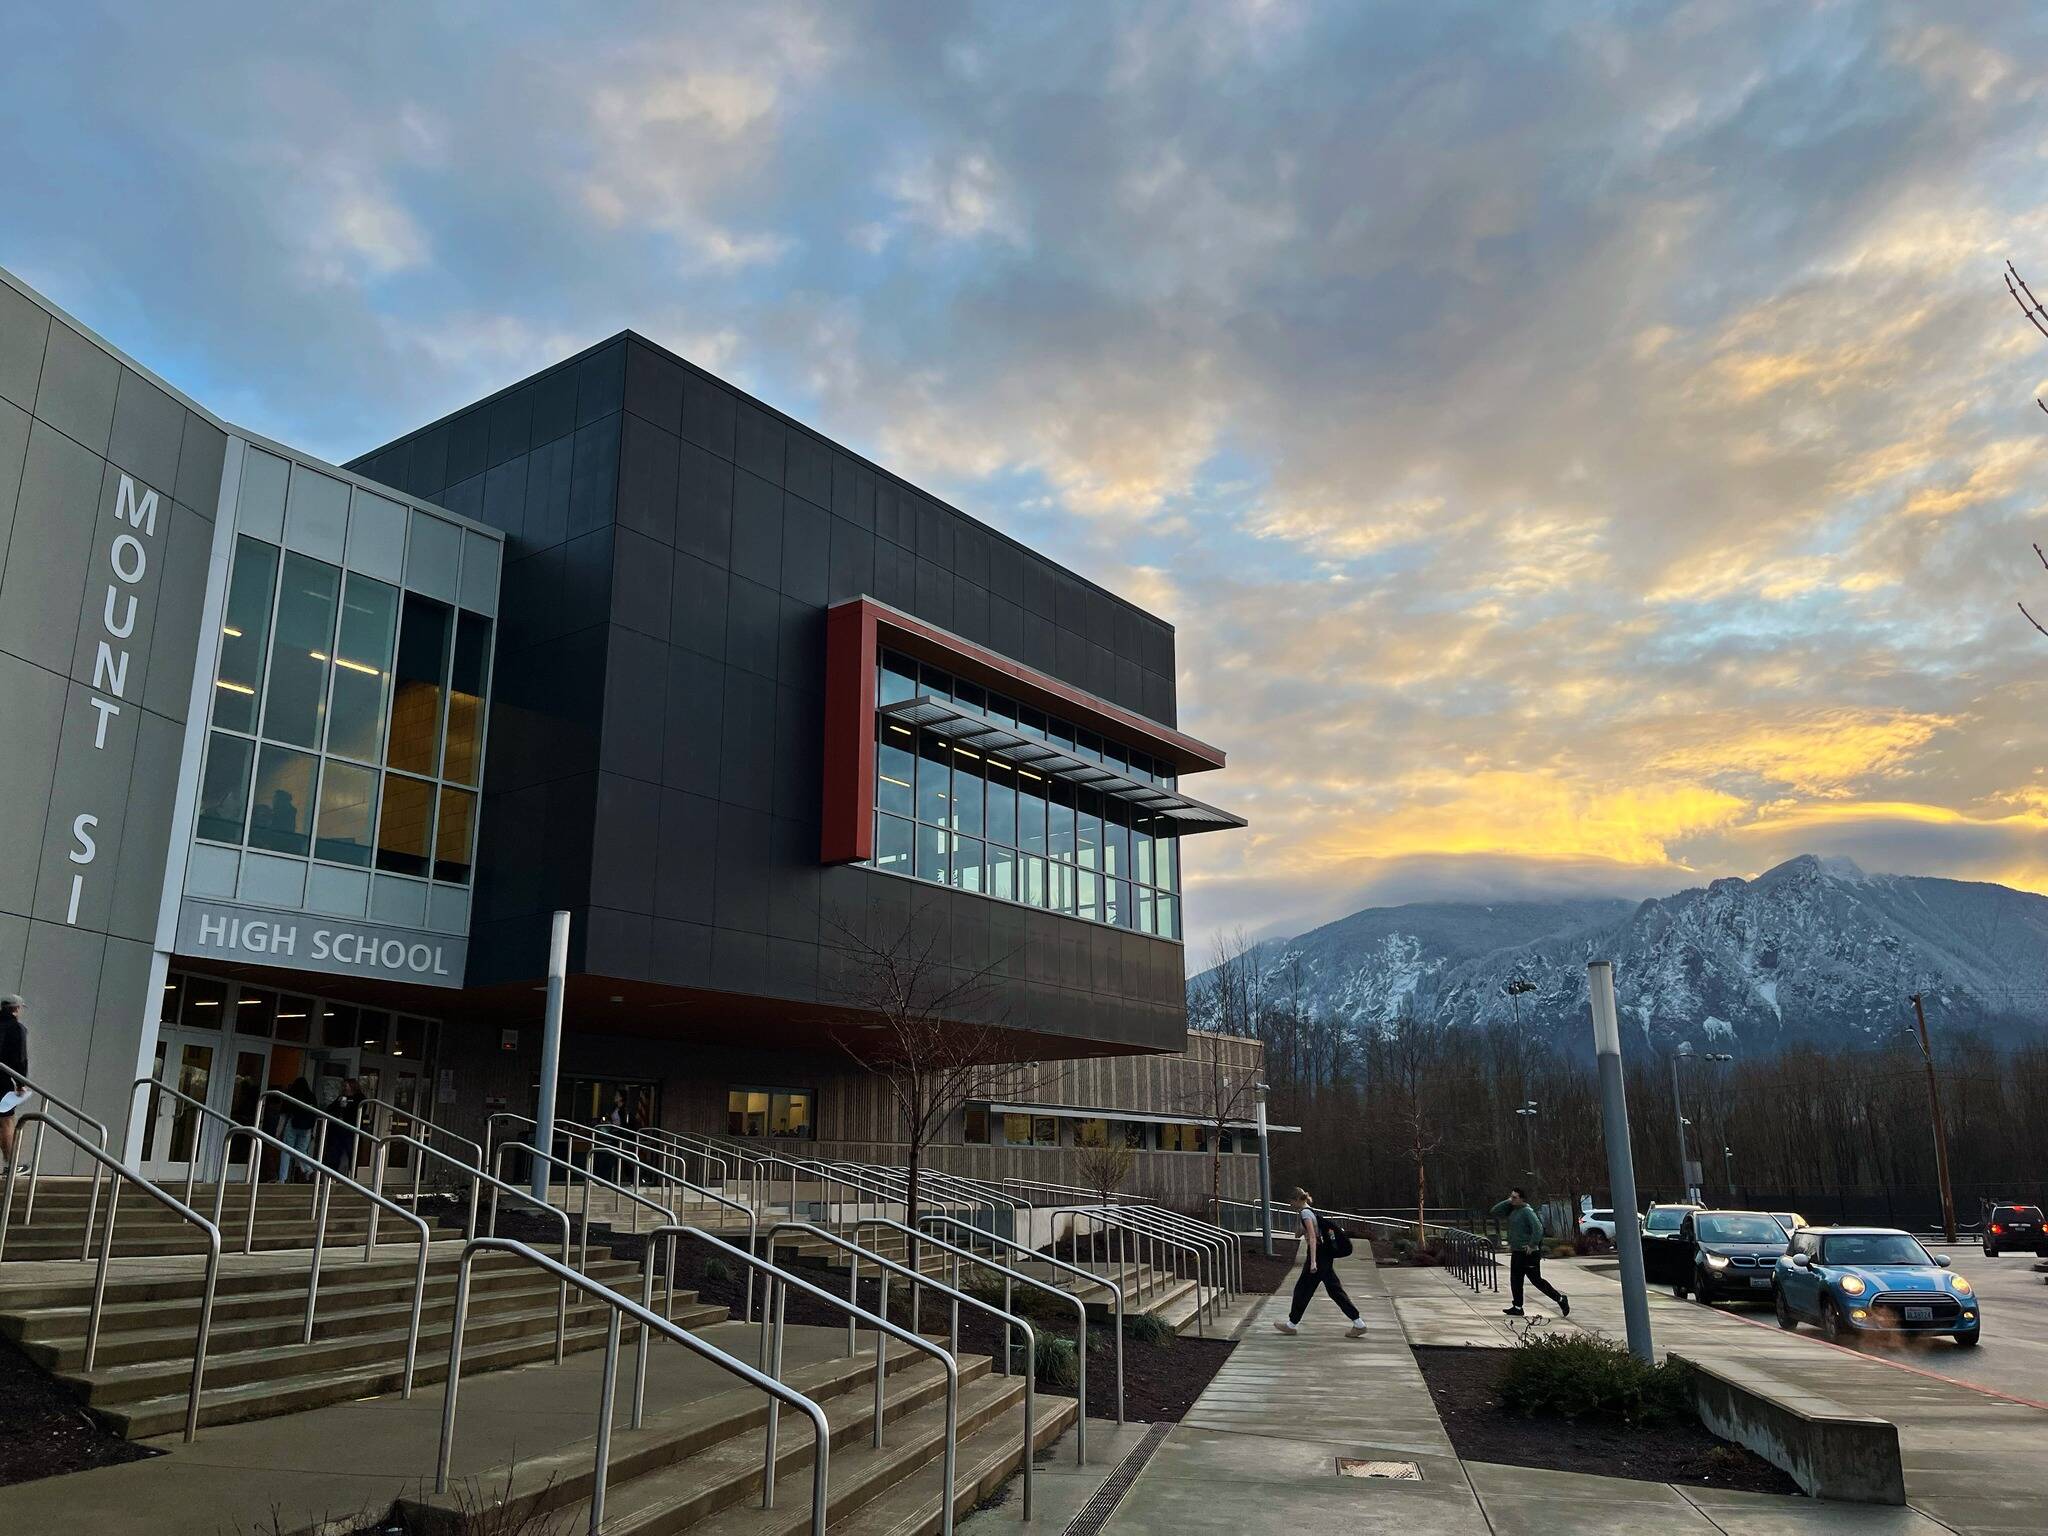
[1346,1322,1368,1338]
[1271,1320,1299,1335]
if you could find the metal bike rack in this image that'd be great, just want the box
[437,1237,832,1536]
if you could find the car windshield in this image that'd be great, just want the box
[1645,1207,1689,1232]
[1995,1207,2043,1222]
[1821,1234,1931,1266]
[1697,1215,1787,1245]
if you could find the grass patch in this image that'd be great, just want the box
[1124,1313,1175,1347]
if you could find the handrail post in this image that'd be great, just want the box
[592,1309,622,1534]
[761,1278,787,1509]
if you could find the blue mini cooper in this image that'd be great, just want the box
[1774,1227,1981,1347]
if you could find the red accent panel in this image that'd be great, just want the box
[821,601,879,863]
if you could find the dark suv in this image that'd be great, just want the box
[1981,1204,2046,1257]
[1652,1210,1795,1303]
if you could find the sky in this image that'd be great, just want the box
[8,0,2048,961]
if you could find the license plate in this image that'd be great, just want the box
[1904,1305,1933,1321]
[1749,1276,1772,1288]
[2016,1224,2035,1232]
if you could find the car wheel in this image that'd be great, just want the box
[1672,1280,1688,1299]
[1693,1272,1718,1306]
[1775,1290,1799,1331]
[1821,1298,1857,1347]
[1984,1242,1998,1257]
[1954,1331,1982,1348]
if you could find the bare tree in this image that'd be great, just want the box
[1383,1007,1449,1242]
[1075,1132,1134,1207]
[821,897,1012,1262]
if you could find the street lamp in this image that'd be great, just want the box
[1514,1099,1539,1181]
[1671,1043,1732,1204]
[1589,961,1654,1362]
[1505,978,1538,1181]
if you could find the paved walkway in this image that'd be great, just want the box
[1100,1257,1991,1536]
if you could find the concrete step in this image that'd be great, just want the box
[0,1245,569,1311]
[88,1292,732,1439]
[399,1340,982,1535]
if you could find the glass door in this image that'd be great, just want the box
[144,1031,221,1181]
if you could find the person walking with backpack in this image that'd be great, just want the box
[1492,1185,1570,1318]
[1273,1186,1368,1337]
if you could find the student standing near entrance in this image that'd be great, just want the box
[0,995,28,1172]
[1273,1186,1368,1337]
[1492,1186,1570,1318]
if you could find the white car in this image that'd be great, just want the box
[1580,1207,1617,1243]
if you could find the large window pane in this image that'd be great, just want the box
[953,748,984,836]
[1053,860,1075,916]
[1135,818,1155,886]
[875,812,913,876]
[328,575,397,763]
[1138,887,1155,936]
[879,651,917,705]
[314,760,378,865]
[1158,830,1179,894]
[1104,804,1130,878]
[1023,854,1048,908]
[196,732,255,843]
[953,836,985,893]
[213,536,279,732]
[1077,867,1099,922]
[985,760,1017,847]
[919,663,952,702]
[261,552,340,749]
[989,843,1016,901]
[1112,878,1134,929]
[916,734,952,827]
[877,727,915,817]
[1049,781,1076,860]
[1158,892,1179,940]
[247,745,316,855]
[1018,770,1047,855]
[387,594,453,776]
[443,612,492,786]
[914,822,949,883]
[376,773,436,876]
[1076,789,1101,870]
[435,786,477,882]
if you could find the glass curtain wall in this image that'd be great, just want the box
[196,522,492,898]
[866,649,1183,938]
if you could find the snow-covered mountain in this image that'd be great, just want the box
[1192,856,2048,1053]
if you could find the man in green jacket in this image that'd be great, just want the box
[1491,1186,1570,1318]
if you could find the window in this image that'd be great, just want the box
[1159,1123,1207,1153]
[1123,1121,1148,1150]
[1075,1118,1110,1148]
[880,651,917,705]
[435,786,477,883]
[953,748,984,835]
[986,760,1017,846]
[988,843,1016,901]
[952,836,985,893]
[878,728,915,816]
[875,813,913,876]
[442,612,492,786]
[727,1087,814,1139]
[212,537,278,732]
[1049,781,1076,859]
[327,575,397,762]
[917,734,952,827]
[915,822,949,883]
[1018,772,1047,855]
[1033,1116,1058,1145]
[964,1107,991,1145]
[197,732,255,844]
[248,745,317,855]
[376,773,436,877]
[262,553,341,749]
[1002,1113,1032,1145]
[387,594,453,776]
[314,760,378,865]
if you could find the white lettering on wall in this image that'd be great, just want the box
[181,902,461,986]
[63,813,97,926]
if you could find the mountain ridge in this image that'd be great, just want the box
[1190,855,2048,1052]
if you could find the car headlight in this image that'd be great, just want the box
[1950,1275,1973,1295]
[1838,1275,1866,1296]
[1704,1254,1730,1270]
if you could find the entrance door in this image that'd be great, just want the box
[142,1030,223,1181]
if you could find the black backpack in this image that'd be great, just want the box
[1318,1216,1355,1260]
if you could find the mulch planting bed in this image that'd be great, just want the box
[1413,1346,1798,1494]
[0,1334,158,1487]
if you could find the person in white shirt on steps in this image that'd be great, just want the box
[1273,1187,1368,1338]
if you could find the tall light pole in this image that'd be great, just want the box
[532,910,571,1202]
[1253,1079,1275,1257]
[1722,1144,1735,1200]
[1671,1043,1732,1203]
[1908,995,1957,1243]
[1589,961,1653,1362]
[1506,977,1538,1182]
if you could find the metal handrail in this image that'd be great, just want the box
[768,1219,1040,1527]
[392,1132,571,1362]
[831,1162,1012,1238]
[208,1121,431,1394]
[1,1062,110,1248]
[437,1238,831,1536]
[254,1086,395,1236]
[0,1113,220,1441]
[1065,1205,1215,1336]
[657,1226,958,1533]
[1226,1196,1500,1293]
[360,1093,484,1179]
[1000,1177,1240,1299]
[855,1213,1095,1465]
[920,1211,1125,1430]
[493,1140,678,1280]
[637,1126,733,1191]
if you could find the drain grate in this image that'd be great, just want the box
[1335,1458,1422,1480]
[1063,1422,1173,1534]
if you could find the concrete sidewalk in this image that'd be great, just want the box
[1100,1258,1957,1536]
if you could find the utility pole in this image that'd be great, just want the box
[1670,1043,1694,1202]
[1254,1080,1275,1257]
[1589,961,1653,1362]
[1506,977,1537,1182]
[1909,994,1958,1243]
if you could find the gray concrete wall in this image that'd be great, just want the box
[0,270,228,1156]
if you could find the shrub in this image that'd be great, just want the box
[1496,1332,1696,1426]
[1124,1313,1175,1347]
[703,1256,735,1288]
[1575,1229,1613,1256]
[1546,1239,1578,1259]
[1010,1333,1080,1388]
